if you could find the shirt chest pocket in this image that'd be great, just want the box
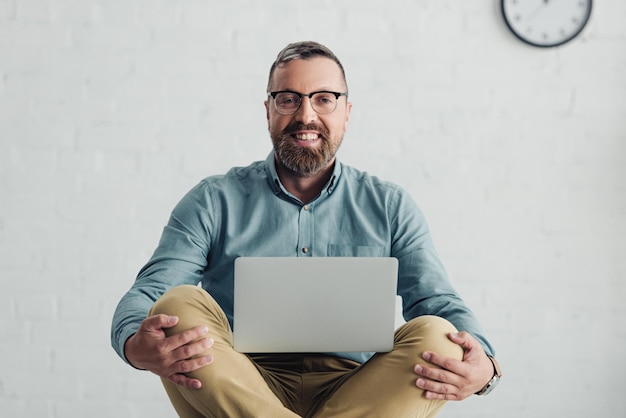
[327,244,386,257]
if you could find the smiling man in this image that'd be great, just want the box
[267,54,351,203]
[111,41,501,418]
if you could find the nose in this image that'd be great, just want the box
[294,96,318,124]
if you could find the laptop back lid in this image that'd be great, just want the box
[233,257,398,353]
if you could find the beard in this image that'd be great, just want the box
[271,122,342,177]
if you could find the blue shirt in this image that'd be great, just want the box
[111,152,494,364]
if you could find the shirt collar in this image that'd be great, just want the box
[265,151,342,197]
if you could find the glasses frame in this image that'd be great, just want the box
[268,90,348,115]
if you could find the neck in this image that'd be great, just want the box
[274,157,335,204]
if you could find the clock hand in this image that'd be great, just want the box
[526,0,552,23]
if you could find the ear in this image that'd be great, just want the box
[264,100,270,128]
[343,101,352,132]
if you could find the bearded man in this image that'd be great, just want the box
[111,41,501,418]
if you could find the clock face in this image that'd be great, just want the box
[501,0,593,48]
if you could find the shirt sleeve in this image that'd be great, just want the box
[389,188,495,357]
[110,181,216,364]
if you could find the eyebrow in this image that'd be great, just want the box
[271,87,341,94]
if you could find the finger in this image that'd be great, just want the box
[167,353,215,389]
[175,352,215,374]
[141,314,179,332]
[165,325,210,352]
[168,373,204,390]
[413,364,460,387]
[447,331,475,351]
[415,378,460,401]
[421,351,468,377]
[171,336,215,362]
[447,331,465,344]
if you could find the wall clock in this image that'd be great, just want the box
[501,0,593,48]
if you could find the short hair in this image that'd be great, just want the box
[267,41,348,93]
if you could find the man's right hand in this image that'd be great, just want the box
[124,314,215,389]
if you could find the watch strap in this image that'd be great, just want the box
[475,355,501,396]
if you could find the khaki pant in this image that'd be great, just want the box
[150,285,463,418]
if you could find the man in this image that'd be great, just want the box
[111,41,501,418]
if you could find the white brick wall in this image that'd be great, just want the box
[2,1,625,417]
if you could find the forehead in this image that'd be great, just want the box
[270,57,346,92]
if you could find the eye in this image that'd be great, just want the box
[276,93,299,106]
[313,93,336,105]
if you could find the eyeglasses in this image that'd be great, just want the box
[268,90,348,115]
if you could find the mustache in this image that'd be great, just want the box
[281,122,330,137]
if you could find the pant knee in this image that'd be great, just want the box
[402,315,457,335]
[395,315,463,362]
[149,285,232,341]
[150,285,206,316]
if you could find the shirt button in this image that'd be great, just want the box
[301,247,309,253]
[303,205,309,211]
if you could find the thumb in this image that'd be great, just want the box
[448,331,466,344]
[448,331,475,351]
[143,314,179,332]
[449,331,485,361]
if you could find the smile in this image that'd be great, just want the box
[292,133,320,141]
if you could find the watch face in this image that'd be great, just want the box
[501,0,592,48]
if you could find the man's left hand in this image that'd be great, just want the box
[413,331,494,400]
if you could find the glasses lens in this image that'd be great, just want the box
[272,92,341,115]
[274,92,300,114]
[310,92,338,115]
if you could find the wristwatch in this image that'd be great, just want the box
[475,355,502,396]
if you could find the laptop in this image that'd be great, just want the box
[233,257,398,353]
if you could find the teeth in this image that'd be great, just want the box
[294,133,319,141]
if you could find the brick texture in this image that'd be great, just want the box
[1,1,625,417]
